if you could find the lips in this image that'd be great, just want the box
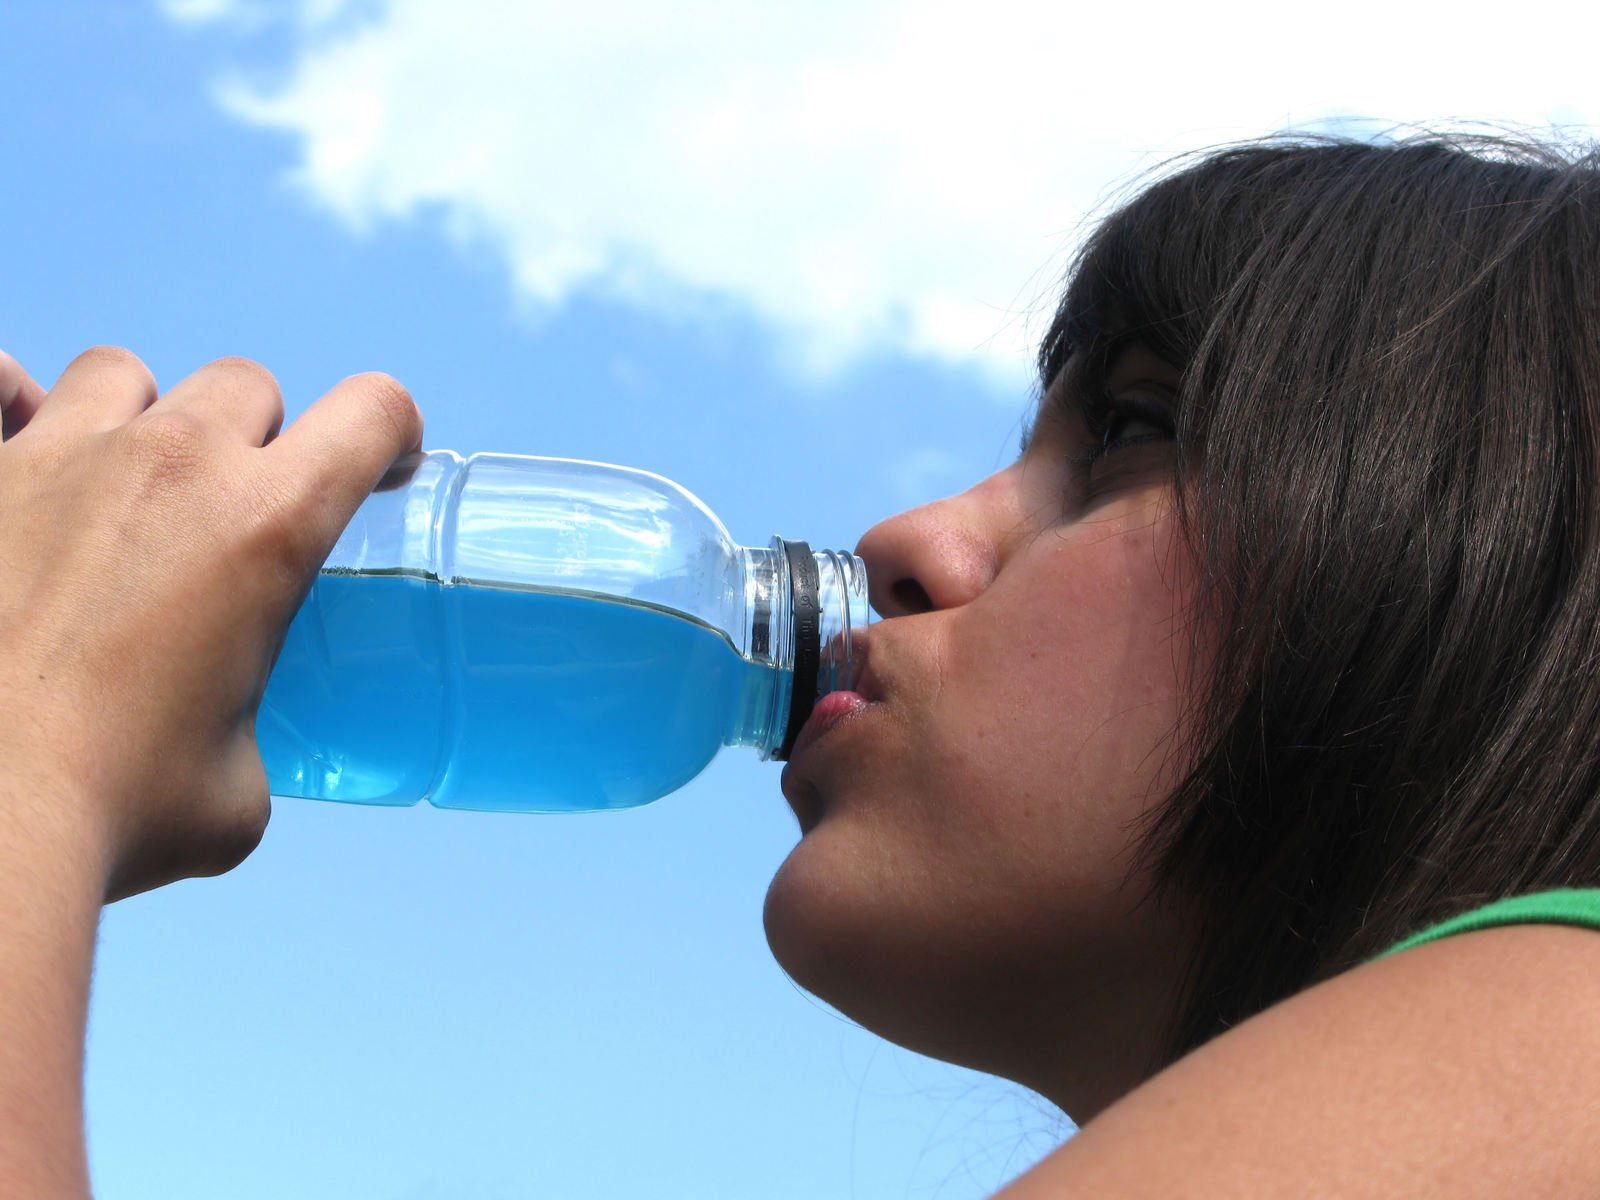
[786,636,884,763]
[788,688,871,760]
[781,680,878,834]
[780,684,870,833]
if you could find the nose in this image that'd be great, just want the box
[854,470,1013,619]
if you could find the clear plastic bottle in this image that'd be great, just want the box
[257,451,871,812]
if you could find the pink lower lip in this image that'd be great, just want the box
[788,690,870,760]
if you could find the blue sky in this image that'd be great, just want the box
[2,2,1592,1197]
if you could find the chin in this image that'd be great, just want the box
[761,822,856,1001]
[761,824,1028,1072]
[763,825,934,1033]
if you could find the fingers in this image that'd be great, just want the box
[269,372,424,547]
[21,346,157,437]
[19,351,284,448]
[0,350,47,440]
[150,357,285,446]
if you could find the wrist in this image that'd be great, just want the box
[0,759,115,902]
[0,767,107,1198]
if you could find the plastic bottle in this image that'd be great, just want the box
[257,451,871,812]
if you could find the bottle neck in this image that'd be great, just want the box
[734,538,871,759]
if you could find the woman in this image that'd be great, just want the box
[788,132,1600,1193]
[7,131,1600,1196]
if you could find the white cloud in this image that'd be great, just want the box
[179,0,1597,381]
[159,0,250,21]
[160,0,381,33]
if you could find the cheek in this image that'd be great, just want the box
[923,518,1200,841]
[764,504,1203,1021]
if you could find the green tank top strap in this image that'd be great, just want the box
[1376,888,1600,959]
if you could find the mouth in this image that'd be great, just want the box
[780,638,885,831]
[787,688,872,762]
[796,629,885,753]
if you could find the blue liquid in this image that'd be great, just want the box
[258,571,775,812]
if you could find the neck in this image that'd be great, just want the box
[921,897,1198,1125]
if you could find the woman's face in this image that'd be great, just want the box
[764,344,1205,1115]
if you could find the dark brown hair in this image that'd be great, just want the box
[1040,131,1600,1060]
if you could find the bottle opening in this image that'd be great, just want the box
[776,540,822,759]
[768,539,870,761]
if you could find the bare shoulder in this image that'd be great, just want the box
[996,923,1600,1198]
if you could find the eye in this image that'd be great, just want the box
[1100,404,1169,449]
[1076,390,1175,464]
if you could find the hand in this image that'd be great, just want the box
[0,347,423,902]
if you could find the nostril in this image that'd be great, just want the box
[890,577,934,615]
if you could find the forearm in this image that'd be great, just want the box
[0,774,110,1199]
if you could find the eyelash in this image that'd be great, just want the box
[1072,391,1175,465]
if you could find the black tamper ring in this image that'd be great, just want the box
[775,539,820,761]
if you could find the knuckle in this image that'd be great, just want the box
[73,344,143,370]
[124,409,212,474]
[352,372,422,446]
[206,355,282,400]
[72,345,156,390]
